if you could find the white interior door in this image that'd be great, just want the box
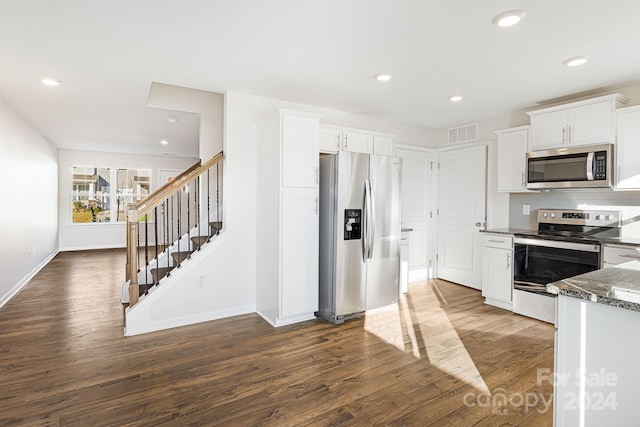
[437,145,486,289]
[395,146,436,284]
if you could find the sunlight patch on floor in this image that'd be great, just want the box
[363,280,489,394]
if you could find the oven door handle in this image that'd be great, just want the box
[514,237,600,252]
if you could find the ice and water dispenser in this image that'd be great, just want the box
[344,209,361,240]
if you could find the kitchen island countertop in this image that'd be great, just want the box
[547,260,640,312]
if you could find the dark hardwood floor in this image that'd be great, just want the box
[0,249,554,426]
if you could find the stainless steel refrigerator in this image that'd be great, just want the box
[318,151,402,324]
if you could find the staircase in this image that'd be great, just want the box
[125,152,224,306]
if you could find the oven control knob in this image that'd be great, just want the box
[550,213,556,218]
[595,215,601,221]
[604,215,611,221]
[543,212,548,218]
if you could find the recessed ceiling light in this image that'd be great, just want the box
[563,56,589,67]
[375,73,391,82]
[168,117,177,124]
[160,139,169,145]
[41,77,62,86]
[492,9,526,27]
[449,95,463,102]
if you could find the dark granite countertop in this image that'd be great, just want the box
[547,260,640,312]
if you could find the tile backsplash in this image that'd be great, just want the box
[510,190,640,236]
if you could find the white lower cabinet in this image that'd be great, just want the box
[280,188,319,318]
[481,234,513,310]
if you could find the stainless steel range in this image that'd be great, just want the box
[512,209,621,324]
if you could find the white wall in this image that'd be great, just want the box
[147,82,224,161]
[58,149,198,251]
[0,98,58,308]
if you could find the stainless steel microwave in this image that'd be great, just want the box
[526,144,614,190]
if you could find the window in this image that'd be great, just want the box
[72,167,150,223]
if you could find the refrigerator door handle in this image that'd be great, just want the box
[363,179,372,261]
[368,179,376,259]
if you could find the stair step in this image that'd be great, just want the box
[191,235,209,249]
[210,221,222,234]
[150,267,173,283]
[171,251,193,263]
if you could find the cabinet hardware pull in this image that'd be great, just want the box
[488,239,505,243]
[315,197,318,214]
[521,171,525,187]
[345,134,348,150]
[568,125,572,142]
[562,126,566,144]
[336,134,340,149]
[315,166,319,184]
[506,253,511,269]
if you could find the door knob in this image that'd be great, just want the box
[475,222,482,227]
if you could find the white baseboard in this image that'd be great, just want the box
[0,250,59,309]
[124,304,256,336]
[59,244,126,252]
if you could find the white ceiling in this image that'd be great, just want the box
[2,1,640,158]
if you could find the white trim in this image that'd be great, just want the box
[256,310,317,327]
[394,143,436,153]
[60,243,126,251]
[124,304,256,336]
[0,250,59,309]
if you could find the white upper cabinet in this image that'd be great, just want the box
[319,126,342,153]
[616,106,640,189]
[527,93,628,151]
[373,134,394,156]
[319,125,394,156]
[281,113,319,188]
[342,129,373,154]
[495,126,529,192]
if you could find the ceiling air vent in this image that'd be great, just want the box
[448,123,478,144]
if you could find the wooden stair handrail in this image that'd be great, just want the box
[134,151,223,217]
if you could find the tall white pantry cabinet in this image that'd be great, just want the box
[256,109,321,327]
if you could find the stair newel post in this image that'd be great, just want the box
[127,205,140,306]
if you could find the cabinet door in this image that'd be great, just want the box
[529,110,567,150]
[282,114,319,188]
[616,109,640,189]
[373,135,394,156]
[280,188,319,318]
[568,101,612,146]
[319,126,341,153]
[497,128,528,192]
[343,130,373,154]
[482,247,512,303]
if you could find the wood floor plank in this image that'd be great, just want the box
[0,249,555,426]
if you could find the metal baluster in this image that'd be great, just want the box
[187,180,191,259]
[154,206,159,284]
[196,175,201,248]
[136,221,140,273]
[144,214,149,294]
[170,194,174,247]
[177,188,181,268]
[165,199,170,275]
[216,162,220,236]
[207,168,211,241]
